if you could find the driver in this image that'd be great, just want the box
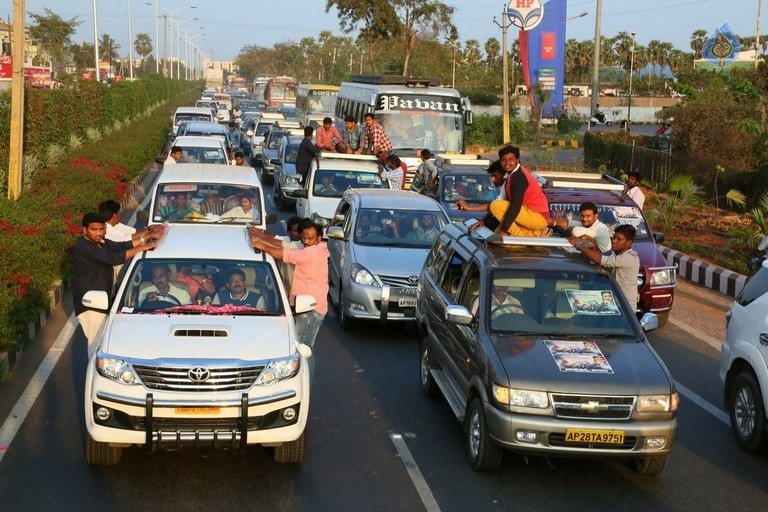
[490,283,525,318]
[315,174,339,195]
[138,264,192,306]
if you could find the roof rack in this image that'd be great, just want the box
[536,171,625,191]
[317,152,378,162]
[349,74,442,87]
[459,220,574,248]
[435,153,491,167]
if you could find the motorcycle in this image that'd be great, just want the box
[588,111,613,127]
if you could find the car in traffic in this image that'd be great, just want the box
[145,163,275,228]
[294,153,390,228]
[720,257,768,452]
[326,189,449,328]
[158,135,230,166]
[176,121,228,146]
[81,224,314,465]
[215,102,231,124]
[247,113,285,166]
[537,171,677,326]
[170,106,216,137]
[261,127,295,184]
[416,222,678,474]
[434,154,496,222]
[272,134,303,211]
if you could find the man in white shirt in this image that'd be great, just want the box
[220,195,261,223]
[163,146,184,166]
[99,199,164,279]
[570,202,612,253]
[138,264,191,306]
[625,171,646,209]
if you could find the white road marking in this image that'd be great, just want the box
[675,381,730,426]
[0,313,77,463]
[390,432,441,512]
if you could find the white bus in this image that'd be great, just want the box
[295,84,340,128]
[335,75,472,171]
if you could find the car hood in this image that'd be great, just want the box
[492,337,673,394]
[352,244,430,278]
[100,315,292,361]
[633,240,668,269]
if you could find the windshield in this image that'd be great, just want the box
[441,173,498,204]
[152,183,262,224]
[267,131,287,149]
[487,270,635,337]
[185,132,227,144]
[271,85,285,98]
[171,145,227,165]
[175,114,212,125]
[354,208,445,248]
[255,123,272,136]
[239,101,260,110]
[549,203,651,240]
[117,259,283,315]
[312,169,389,198]
[284,143,300,164]
[307,91,337,113]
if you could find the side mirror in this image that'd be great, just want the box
[639,312,659,333]
[297,343,313,359]
[265,213,277,225]
[82,290,110,311]
[465,110,474,126]
[294,294,317,314]
[326,226,345,240]
[155,156,165,165]
[293,189,308,199]
[136,210,149,223]
[270,159,281,165]
[653,232,665,244]
[246,130,254,137]
[445,305,474,325]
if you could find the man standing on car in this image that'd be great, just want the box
[249,219,329,381]
[73,212,163,357]
[296,126,319,185]
[569,224,640,307]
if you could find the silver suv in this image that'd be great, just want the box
[326,189,448,328]
[416,222,678,474]
[720,257,768,452]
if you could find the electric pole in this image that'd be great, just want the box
[494,9,510,144]
[590,0,602,115]
[7,0,24,199]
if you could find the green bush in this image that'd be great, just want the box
[467,113,525,147]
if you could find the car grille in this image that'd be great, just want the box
[373,300,416,315]
[548,433,637,450]
[380,275,418,288]
[551,393,635,420]
[133,364,265,392]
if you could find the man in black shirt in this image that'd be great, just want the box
[296,125,319,185]
[72,212,163,356]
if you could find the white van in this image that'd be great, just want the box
[171,106,216,136]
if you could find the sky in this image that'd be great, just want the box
[1,0,762,61]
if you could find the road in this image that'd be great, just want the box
[0,162,766,512]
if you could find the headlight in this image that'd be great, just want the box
[311,213,330,227]
[649,268,675,286]
[493,385,548,409]
[351,263,379,286]
[637,393,678,413]
[96,354,139,385]
[283,175,299,185]
[256,352,301,385]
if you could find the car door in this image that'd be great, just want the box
[449,260,483,396]
[295,161,316,218]
[731,267,768,374]
[328,199,353,300]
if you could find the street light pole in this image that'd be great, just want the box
[145,2,159,74]
[494,9,510,144]
[127,0,134,80]
[627,32,636,125]
[590,0,602,116]
[93,0,100,81]
[757,0,763,70]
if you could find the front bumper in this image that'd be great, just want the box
[342,282,418,323]
[638,264,677,314]
[484,401,677,458]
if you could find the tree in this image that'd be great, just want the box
[690,29,707,59]
[325,0,400,74]
[28,8,81,76]
[392,0,456,76]
[68,41,94,76]
[134,33,153,74]
[484,37,500,69]
[99,34,121,74]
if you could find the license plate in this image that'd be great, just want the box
[174,407,220,415]
[564,429,624,444]
[398,298,417,307]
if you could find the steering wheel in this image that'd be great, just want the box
[141,293,182,308]
[491,303,525,316]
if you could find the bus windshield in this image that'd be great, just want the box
[378,112,463,153]
[307,92,338,114]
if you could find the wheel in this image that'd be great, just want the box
[273,431,306,463]
[419,338,439,397]
[634,454,668,475]
[466,397,502,471]
[338,288,355,330]
[656,311,669,328]
[605,121,613,127]
[85,431,122,466]
[729,371,768,452]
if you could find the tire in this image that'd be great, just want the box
[273,431,306,463]
[634,454,668,475]
[419,339,439,397]
[729,371,768,452]
[605,121,613,127]
[338,288,355,330]
[85,431,122,466]
[466,397,502,471]
[656,311,669,328]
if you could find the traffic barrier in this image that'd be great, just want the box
[660,245,746,298]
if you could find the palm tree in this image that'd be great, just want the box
[462,39,481,66]
[484,37,500,69]
[613,31,634,71]
[134,33,152,74]
[98,33,120,75]
[576,40,593,83]
[690,29,707,59]
[565,38,580,82]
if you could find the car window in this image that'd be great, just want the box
[353,208,445,248]
[458,261,481,312]
[176,146,227,165]
[442,174,498,204]
[118,259,283,315]
[312,170,388,198]
[439,250,468,300]
[423,236,449,281]
[284,144,300,164]
[738,266,768,307]
[549,202,650,240]
[489,269,635,336]
[153,183,262,224]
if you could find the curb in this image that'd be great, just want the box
[543,139,580,149]
[660,245,746,298]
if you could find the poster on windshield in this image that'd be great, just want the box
[564,289,620,315]
[545,340,614,374]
